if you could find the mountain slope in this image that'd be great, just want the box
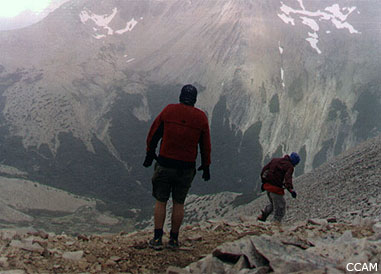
[225,134,381,224]
[0,177,134,235]
[0,0,380,218]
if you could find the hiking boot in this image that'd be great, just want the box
[257,215,266,222]
[148,238,163,250]
[167,238,179,250]
[257,212,267,222]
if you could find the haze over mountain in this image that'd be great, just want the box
[0,0,380,220]
[0,0,71,31]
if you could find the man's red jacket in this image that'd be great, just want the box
[146,103,211,169]
[261,155,295,195]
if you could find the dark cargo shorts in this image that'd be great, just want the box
[152,163,196,204]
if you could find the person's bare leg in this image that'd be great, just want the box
[154,201,167,229]
[149,200,167,249]
[171,202,184,233]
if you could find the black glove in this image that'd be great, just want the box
[143,152,157,167]
[291,191,297,199]
[261,170,269,183]
[261,184,265,192]
[197,165,210,181]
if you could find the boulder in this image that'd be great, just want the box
[62,250,84,261]
[0,230,17,241]
[9,240,44,254]
[308,219,328,226]
[185,254,234,273]
[0,257,8,267]
[212,237,268,268]
[372,222,381,234]
[237,266,272,274]
[166,266,190,274]
[250,236,338,273]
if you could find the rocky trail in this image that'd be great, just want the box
[0,217,380,273]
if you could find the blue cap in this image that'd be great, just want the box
[289,152,300,166]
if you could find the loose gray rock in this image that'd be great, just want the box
[0,257,8,267]
[308,219,328,226]
[372,222,381,234]
[251,236,338,273]
[9,240,44,254]
[212,237,268,268]
[62,250,84,261]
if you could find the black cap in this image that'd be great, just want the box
[179,84,197,106]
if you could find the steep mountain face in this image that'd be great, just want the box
[0,0,380,218]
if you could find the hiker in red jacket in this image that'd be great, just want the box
[143,84,211,250]
[257,152,300,224]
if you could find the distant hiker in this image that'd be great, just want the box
[257,152,300,224]
[143,84,211,250]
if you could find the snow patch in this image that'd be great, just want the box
[126,58,135,63]
[280,3,294,15]
[279,42,284,54]
[306,32,321,54]
[325,4,356,22]
[93,34,106,39]
[278,1,360,54]
[301,16,319,32]
[79,8,139,40]
[80,7,117,35]
[281,67,284,81]
[115,18,138,34]
[297,0,305,10]
[278,13,295,25]
[331,18,359,34]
